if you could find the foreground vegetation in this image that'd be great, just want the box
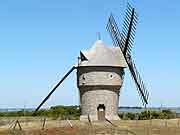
[1,119,180,135]
[0,106,176,120]
[119,109,176,120]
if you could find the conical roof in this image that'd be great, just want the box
[78,40,127,67]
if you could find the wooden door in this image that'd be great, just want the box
[97,104,105,121]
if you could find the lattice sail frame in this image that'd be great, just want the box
[106,4,149,106]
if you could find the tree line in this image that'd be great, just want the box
[0,105,80,120]
[0,106,177,120]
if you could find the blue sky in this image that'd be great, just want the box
[0,0,179,108]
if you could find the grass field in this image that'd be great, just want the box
[1,117,180,134]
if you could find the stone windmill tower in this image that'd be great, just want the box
[34,4,149,121]
[77,40,127,121]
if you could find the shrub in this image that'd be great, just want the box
[118,109,176,120]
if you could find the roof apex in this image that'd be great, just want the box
[78,40,127,67]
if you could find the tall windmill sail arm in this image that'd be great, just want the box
[107,14,123,49]
[107,4,148,106]
[107,7,137,56]
[33,66,76,114]
[127,57,148,105]
[123,8,135,55]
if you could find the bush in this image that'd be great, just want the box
[126,113,136,120]
[119,109,176,120]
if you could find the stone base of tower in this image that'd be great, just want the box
[80,115,120,121]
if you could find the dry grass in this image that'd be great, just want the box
[1,117,180,134]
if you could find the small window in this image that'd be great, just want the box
[82,75,85,80]
[109,74,113,79]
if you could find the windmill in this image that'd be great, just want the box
[33,4,149,121]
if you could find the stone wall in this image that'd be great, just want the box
[77,66,123,121]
